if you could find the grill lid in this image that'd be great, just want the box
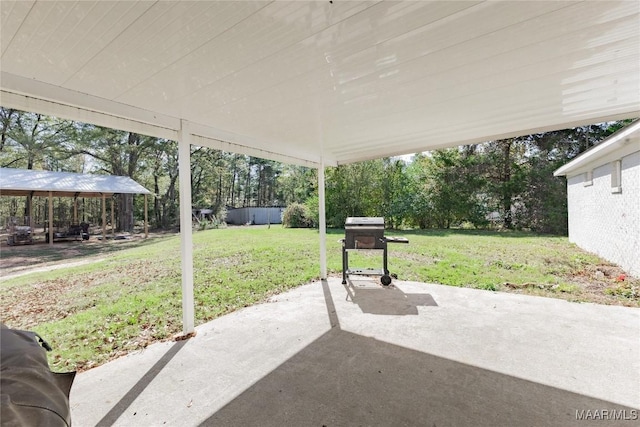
[345,217,384,227]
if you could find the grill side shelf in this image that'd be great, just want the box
[384,236,409,243]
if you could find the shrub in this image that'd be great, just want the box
[282,203,312,228]
[304,195,319,228]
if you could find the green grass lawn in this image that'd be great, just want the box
[1,226,637,372]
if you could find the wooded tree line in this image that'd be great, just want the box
[0,108,316,231]
[322,121,629,234]
[0,107,631,235]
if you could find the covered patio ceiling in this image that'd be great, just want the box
[2,0,639,334]
[1,0,639,167]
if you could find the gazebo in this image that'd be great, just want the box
[0,168,151,245]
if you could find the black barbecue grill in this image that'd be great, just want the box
[341,217,408,286]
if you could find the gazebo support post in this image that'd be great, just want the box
[178,120,195,335]
[102,194,106,242]
[28,192,34,237]
[73,195,78,224]
[144,194,148,238]
[48,191,53,246]
[110,197,115,238]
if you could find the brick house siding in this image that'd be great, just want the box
[566,150,640,277]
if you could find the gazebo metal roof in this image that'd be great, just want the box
[0,168,152,198]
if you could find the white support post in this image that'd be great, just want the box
[318,160,327,279]
[178,120,195,334]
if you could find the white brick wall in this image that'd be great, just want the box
[566,150,640,277]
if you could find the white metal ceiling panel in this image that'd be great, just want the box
[0,0,34,55]
[1,0,638,166]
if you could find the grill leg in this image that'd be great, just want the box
[342,245,348,284]
[382,241,389,275]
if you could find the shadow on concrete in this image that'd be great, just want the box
[343,279,438,315]
[199,328,636,427]
[322,279,340,329]
[199,280,636,427]
[95,339,189,427]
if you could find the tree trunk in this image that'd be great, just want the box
[154,174,161,226]
[230,156,238,207]
[244,161,252,207]
[164,172,178,228]
[501,140,513,229]
[119,193,134,232]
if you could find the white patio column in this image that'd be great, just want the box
[318,159,327,279]
[178,120,195,334]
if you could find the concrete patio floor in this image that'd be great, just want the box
[70,278,640,426]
